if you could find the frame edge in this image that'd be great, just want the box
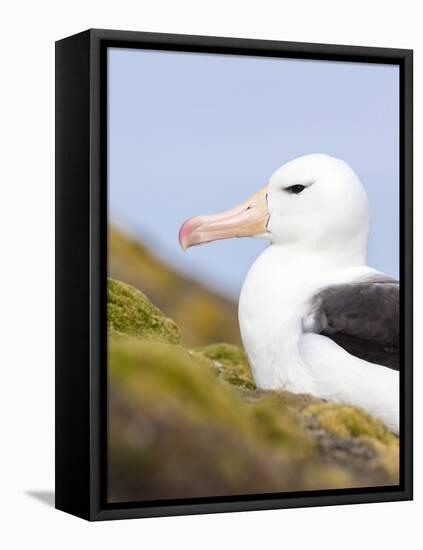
[55,29,93,521]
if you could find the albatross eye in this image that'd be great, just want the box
[285,184,306,195]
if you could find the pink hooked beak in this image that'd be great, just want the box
[179,186,270,250]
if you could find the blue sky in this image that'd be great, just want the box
[108,48,399,298]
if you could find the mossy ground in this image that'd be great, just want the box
[108,278,182,344]
[107,277,399,502]
[303,403,399,483]
[196,342,255,390]
[304,403,397,445]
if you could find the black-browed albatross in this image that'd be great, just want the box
[179,154,399,433]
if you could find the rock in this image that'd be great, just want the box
[303,403,399,485]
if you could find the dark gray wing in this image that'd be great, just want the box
[307,276,399,370]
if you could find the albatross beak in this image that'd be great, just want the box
[179,186,269,250]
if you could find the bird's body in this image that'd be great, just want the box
[179,154,400,434]
[239,245,399,432]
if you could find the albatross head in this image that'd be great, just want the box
[179,154,369,258]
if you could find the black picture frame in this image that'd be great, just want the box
[55,28,413,521]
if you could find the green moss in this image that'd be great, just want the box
[198,342,248,368]
[305,403,398,445]
[108,278,182,344]
[197,343,255,390]
[109,338,309,451]
[250,395,315,458]
[108,337,364,502]
[109,338,248,429]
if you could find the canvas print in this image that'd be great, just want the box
[107,48,399,504]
